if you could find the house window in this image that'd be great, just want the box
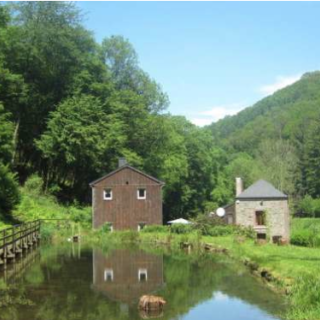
[138,268,148,282]
[255,211,266,226]
[137,188,146,200]
[137,223,146,232]
[104,269,114,282]
[103,188,112,200]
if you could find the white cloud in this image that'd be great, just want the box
[190,103,245,127]
[213,291,229,301]
[259,74,301,96]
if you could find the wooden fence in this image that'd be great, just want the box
[0,220,41,269]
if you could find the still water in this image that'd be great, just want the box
[0,243,287,320]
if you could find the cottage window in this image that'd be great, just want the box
[104,269,114,282]
[103,188,112,200]
[138,268,148,282]
[255,211,266,226]
[137,223,146,232]
[137,188,146,200]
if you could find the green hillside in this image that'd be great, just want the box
[208,72,320,208]
[210,71,320,154]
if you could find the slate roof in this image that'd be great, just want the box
[236,179,288,200]
[89,164,165,187]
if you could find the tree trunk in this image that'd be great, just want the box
[11,117,20,165]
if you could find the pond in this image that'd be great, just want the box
[0,243,287,320]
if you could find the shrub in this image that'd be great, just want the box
[206,225,234,237]
[297,196,320,218]
[117,230,139,242]
[170,223,193,234]
[141,225,169,233]
[69,205,91,226]
[40,223,56,241]
[0,162,20,219]
[291,218,320,247]
[23,174,43,195]
[99,222,113,233]
[192,213,226,235]
[234,225,256,239]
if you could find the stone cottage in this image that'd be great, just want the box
[224,178,290,242]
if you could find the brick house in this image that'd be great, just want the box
[90,159,164,231]
[224,178,290,242]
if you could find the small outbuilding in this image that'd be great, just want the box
[90,158,164,231]
[225,178,290,242]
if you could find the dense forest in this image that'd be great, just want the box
[1,2,320,224]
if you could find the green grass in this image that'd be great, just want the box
[203,235,320,282]
[10,178,91,226]
[291,218,320,247]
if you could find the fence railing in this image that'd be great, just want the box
[0,219,71,269]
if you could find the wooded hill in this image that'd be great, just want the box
[209,71,320,215]
[1,2,320,224]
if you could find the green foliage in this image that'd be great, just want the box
[290,230,314,247]
[40,223,56,242]
[170,223,194,234]
[209,72,320,199]
[13,175,90,225]
[297,196,320,217]
[0,162,20,219]
[291,218,320,247]
[99,222,113,233]
[206,225,234,237]
[0,104,14,163]
[69,205,91,226]
[234,225,257,239]
[287,273,320,320]
[141,225,169,233]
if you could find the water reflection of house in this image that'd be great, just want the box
[92,249,164,304]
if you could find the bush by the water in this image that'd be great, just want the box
[170,223,194,234]
[141,225,169,233]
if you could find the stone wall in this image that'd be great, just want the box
[235,199,290,241]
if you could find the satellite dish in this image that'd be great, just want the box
[216,207,226,217]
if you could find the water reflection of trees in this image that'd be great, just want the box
[0,245,286,320]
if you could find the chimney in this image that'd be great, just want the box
[235,177,243,197]
[118,157,127,168]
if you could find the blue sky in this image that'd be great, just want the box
[78,2,320,126]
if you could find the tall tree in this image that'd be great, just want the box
[256,139,298,195]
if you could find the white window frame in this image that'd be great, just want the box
[103,188,113,200]
[138,268,148,282]
[104,268,114,282]
[137,188,146,200]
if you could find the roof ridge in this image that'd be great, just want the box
[236,179,287,199]
[89,164,165,187]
